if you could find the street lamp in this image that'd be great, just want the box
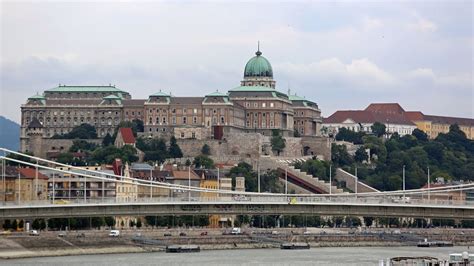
[403,165,406,199]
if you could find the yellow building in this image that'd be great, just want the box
[115,163,139,229]
[406,112,474,140]
[0,166,48,202]
[196,169,220,228]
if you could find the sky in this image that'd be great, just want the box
[1,1,473,123]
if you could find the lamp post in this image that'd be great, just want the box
[355,167,358,195]
[285,167,288,195]
[403,165,406,199]
[257,160,260,193]
[427,166,430,201]
[329,164,332,195]
[188,166,191,201]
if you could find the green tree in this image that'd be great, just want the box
[56,153,74,164]
[3,220,11,230]
[105,217,115,227]
[412,129,428,142]
[69,140,97,152]
[335,127,365,144]
[201,144,211,155]
[354,146,369,163]
[193,155,214,169]
[371,122,386,137]
[136,218,142,228]
[102,133,115,146]
[331,144,353,166]
[168,136,183,158]
[270,129,286,156]
[11,220,18,231]
[53,124,98,139]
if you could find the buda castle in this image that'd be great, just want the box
[20,48,323,154]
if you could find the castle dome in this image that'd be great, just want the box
[243,49,273,78]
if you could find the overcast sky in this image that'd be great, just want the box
[1,1,473,123]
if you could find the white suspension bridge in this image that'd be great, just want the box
[0,148,473,220]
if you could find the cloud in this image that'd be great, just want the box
[409,18,437,33]
[362,16,383,31]
[276,58,395,91]
[407,68,472,90]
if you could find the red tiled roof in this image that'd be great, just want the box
[405,111,425,121]
[171,170,201,180]
[364,103,405,114]
[323,110,415,125]
[424,115,474,127]
[14,167,49,180]
[119,128,135,144]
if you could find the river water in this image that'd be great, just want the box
[4,246,470,265]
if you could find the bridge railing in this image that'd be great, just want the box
[1,194,473,208]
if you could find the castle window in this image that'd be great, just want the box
[172,109,176,114]
[183,108,187,114]
[183,117,187,124]
[270,103,274,108]
[254,103,258,108]
[245,102,250,107]
[149,109,152,113]
[193,117,197,124]
[149,118,152,124]
[221,117,225,124]
[180,132,185,138]
[192,132,196,139]
[162,128,166,132]
[193,108,197,114]
[156,117,160,124]
[172,117,176,124]
[149,128,152,132]
[262,103,266,108]
[162,117,167,124]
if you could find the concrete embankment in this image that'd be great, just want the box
[1,228,472,259]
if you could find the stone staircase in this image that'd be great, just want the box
[282,165,346,194]
[258,156,347,194]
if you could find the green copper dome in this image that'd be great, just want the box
[244,50,273,78]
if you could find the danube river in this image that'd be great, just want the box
[5,246,470,265]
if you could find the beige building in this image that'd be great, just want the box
[20,48,323,158]
[0,166,48,202]
[405,112,474,140]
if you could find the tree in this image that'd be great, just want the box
[3,220,11,230]
[69,140,97,152]
[363,217,374,227]
[354,146,369,163]
[56,153,74,164]
[136,218,142,228]
[11,220,18,231]
[201,144,211,155]
[105,217,115,227]
[168,136,183,158]
[331,144,353,166]
[270,129,286,156]
[102,133,115,146]
[5,152,33,166]
[412,129,428,142]
[371,122,386,137]
[193,155,214,169]
[53,124,98,139]
[335,127,365,144]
